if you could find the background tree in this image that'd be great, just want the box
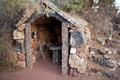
[0,0,28,71]
[50,0,86,13]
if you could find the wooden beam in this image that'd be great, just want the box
[25,23,33,68]
[62,23,69,75]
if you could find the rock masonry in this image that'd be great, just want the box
[69,21,120,78]
[69,25,91,74]
[13,24,36,68]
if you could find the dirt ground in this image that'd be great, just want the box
[0,59,77,80]
[0,59,109,80]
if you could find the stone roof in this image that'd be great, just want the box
[15,0,91,44]
[16,0,89,30]
[43,0,89,30]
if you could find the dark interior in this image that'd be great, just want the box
[31,15,62,64]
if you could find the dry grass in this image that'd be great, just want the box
[0,29,18,72]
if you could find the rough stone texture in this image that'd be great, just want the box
[83,26,91,45]
[70,31,84,47]
[85,12,120,77]
[13,24,25,53]
[62,23,69,75]
[13,0,92,76]
[13,30,24,40]
[25,23,33,68]
[70,47,77,54]
[69,24,91,74]
[17,52,25,61]
[89,47,120,72]
[69,53,87,73]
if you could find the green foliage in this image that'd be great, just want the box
[0,0,41,19]
[50,0,86,12]
[0,0,27,17]
[0,30,17,71]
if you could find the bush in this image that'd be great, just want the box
[0,30,17,71]
[0,0,27,17]
[50,0,86,12]
[0,0,40,71]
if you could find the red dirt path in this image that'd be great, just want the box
[0,59,79,80]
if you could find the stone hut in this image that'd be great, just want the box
[14,0,91,75]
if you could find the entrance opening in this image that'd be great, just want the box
[31,15,62,67]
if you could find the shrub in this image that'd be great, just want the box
[0,31,17,71]
[50,0,86,13]
[0,0,28,17]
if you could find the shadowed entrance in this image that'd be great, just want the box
[31,15,62,69]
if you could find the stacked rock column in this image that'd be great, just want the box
[25,23,33,69]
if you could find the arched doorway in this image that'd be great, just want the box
[25,15,69,75]
[31,15,62,62]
